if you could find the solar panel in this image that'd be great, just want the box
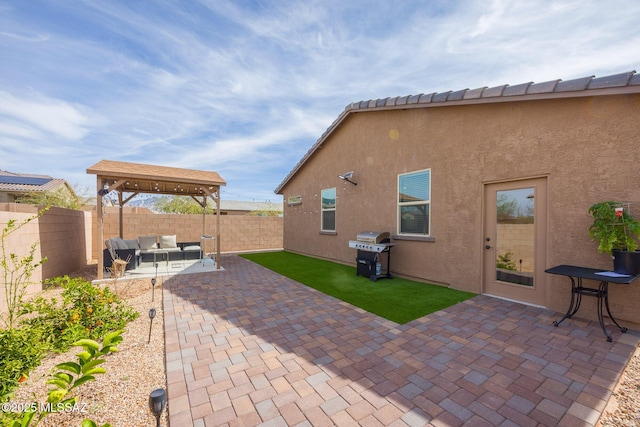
[0,175,52,186]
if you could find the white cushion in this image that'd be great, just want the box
[183,245,201,251]
[159,235,177,248]
[139,235,158,250]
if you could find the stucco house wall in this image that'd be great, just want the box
[277,84,640,327]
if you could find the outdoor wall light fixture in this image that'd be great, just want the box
[148,387,167,427]
[98,182,110,196]
[338,171,357,186]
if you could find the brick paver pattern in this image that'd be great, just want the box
[162,255,639,426]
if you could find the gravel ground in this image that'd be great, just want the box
[11,266,168,427]
[598,344,640,426]
[8,264,640,426]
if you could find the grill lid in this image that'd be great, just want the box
[356,231,390,244]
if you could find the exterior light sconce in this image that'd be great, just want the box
[338,171,357,185]
[98,181,109,196]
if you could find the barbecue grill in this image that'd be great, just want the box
[348,231,394,281]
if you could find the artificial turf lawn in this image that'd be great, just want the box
[239,251,476,324]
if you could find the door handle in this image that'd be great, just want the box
[485,245,491,249]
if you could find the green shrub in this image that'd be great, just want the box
[0,328,44,401]
[1,331,122,427]
[19,276,138,352]
[496,252,517,271]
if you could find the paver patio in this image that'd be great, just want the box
[162,254,639,426]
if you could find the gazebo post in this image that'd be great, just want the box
[96,176,104,279]
[118,191,124,238]
[216,190,221,269]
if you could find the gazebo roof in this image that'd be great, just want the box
[87,159,226,279]
[87,159,226,196]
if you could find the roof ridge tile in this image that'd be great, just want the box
[482,84,508,98]
[588,71,636,89]
[432,91,451,102]
[555,75,594,92]
[418,93,435,103]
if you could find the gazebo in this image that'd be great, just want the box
[87,159,226,279]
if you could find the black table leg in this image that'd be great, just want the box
[553,276,580,327]
[602,281,628,336]
[596,281,612,342]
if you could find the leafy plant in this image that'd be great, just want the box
[0,328,45,402]
[154,195,214,214]
[7,330,122,427]
[19,277,138,352]
[588,201,640,254]
[1,208,49,330]
[16,188,84,210]
[496,252,517,271]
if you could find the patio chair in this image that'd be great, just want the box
[104,238,140,272]
[105,239,132,278]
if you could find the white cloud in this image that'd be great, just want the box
[0,0,639,200]
[0,91,96,140]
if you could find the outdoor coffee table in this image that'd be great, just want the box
[546,264,639,341]
[153,250,169,267]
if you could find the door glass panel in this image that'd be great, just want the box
[495,188,535,286]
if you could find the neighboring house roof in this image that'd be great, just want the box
[0,170,68,193]
[275,70,640,194]
[220,200,283,212]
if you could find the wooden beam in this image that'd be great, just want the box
[97,175,104,279]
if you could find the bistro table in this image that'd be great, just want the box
[545,264,639,342]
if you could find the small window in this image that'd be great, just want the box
[321,188,336,232]
[398,169,430,235]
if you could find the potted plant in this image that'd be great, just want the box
[588,201,640,275]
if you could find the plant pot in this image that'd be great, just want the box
[612,249,640,276]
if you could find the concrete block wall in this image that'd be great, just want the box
[0,209,43,314]
[496,224,535,272]
[1,204,283,315]
[92,208,283,260]
[0,207,92,307]
[38,207,92,280]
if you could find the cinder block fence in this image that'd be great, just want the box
[0,204,283,313]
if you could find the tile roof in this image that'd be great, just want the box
[275,70,639,194]
[0,170,67,193]
[345,71,638,111]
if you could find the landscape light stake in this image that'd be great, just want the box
[152,262,158,302]
[148,307,156,344]
[148,387,167,427]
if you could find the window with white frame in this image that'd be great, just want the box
[398,169,430,235]
[321,187,336,232]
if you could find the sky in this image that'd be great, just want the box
[1,1,639,203]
